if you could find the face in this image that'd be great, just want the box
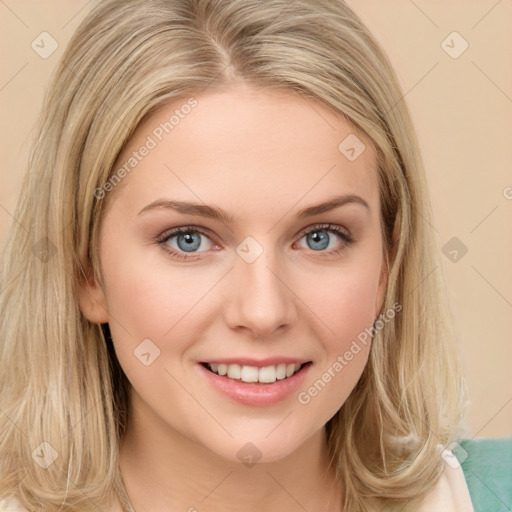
[79,83,388,464]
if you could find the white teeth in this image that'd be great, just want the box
[286,363,296,377]
[276,363,287,380]
[206,362,304,383]
[241,365,259,383]
[227,364,241,379]
[258,366,277,383]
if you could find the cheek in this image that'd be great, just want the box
[292,256,379,413]
[106,268,205,334]
[302,256,380,346]
[99,238,226,358]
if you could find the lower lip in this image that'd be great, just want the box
[197,362,312,407]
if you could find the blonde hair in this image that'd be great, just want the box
[0,0,468,510]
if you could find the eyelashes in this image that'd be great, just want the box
[156,226,217,261]
[156,223,354,261]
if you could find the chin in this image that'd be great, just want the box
[198,426,315,466]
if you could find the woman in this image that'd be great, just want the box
[0,0,482,510]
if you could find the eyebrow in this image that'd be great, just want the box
[137,194,370,222]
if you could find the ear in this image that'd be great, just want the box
[76,264,109,324]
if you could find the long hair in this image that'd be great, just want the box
[0,1,468,510]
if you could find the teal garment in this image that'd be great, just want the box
[455,437,512,512]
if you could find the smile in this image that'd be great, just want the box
[197,359,313,406]
[202,362,309,384]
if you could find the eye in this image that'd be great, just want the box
[295,223,353,255]
[156,223,353,261]
[157,227,217,260]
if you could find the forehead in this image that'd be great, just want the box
[109,85,379,218]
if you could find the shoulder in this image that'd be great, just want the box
[458,437,512,512]
[0,496,29,511]
[415,457,475,511]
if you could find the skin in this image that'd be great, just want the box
[78,83,389,512]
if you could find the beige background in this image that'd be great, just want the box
[0,1,511,438]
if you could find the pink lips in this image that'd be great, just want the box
[196,360,313,407]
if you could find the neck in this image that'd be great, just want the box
[117,392,343,512]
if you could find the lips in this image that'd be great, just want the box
[197,359,313,406]
[200,357,311,367]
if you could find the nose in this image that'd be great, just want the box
[223,244,298,338]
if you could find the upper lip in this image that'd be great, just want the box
[199,357,312,368]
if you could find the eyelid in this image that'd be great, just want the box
[156,222,353,260]
[297,222,352,241]
[156,223,352,244]
[156,225,217,244]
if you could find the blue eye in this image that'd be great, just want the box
[297,224,353,253]
[174,231,202,252]
[156,223,353,261]
[158,228,215,259]
[305,230,330,251]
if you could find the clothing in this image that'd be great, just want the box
[0,437,510,511]
[459,437,512,512]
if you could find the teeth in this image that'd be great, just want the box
[241,365,259,383]
[207,362,303,383]
[286,363,296,377]
[276,363,287,380]
[258,365,277,383]
[227,364,241,379]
